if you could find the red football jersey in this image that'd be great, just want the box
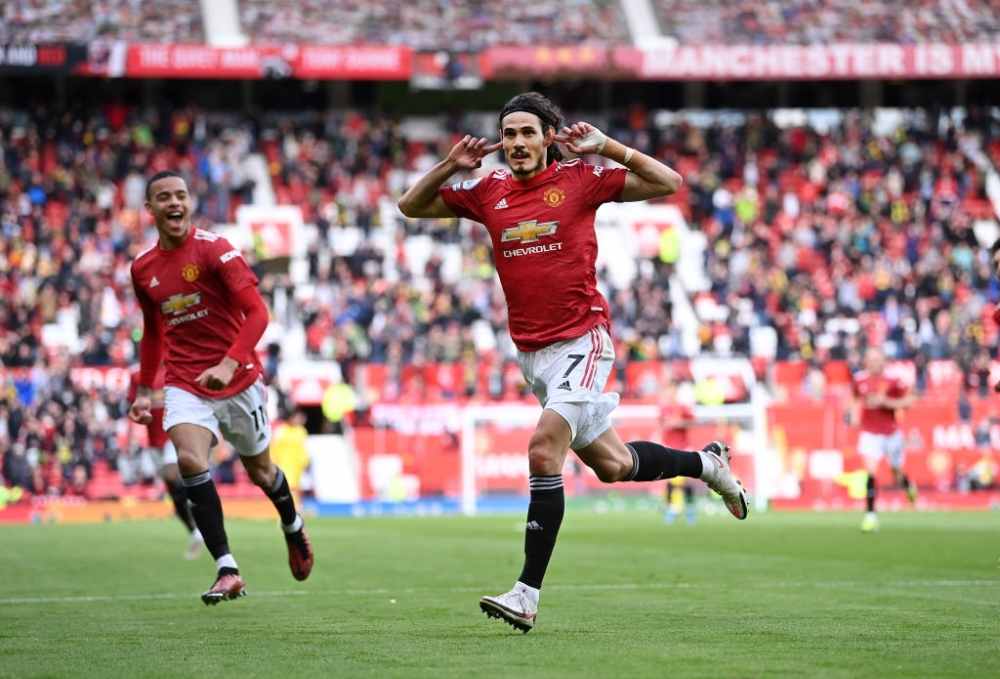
[853,371,906,435]
[127,367,168,447]
[130,227,262,399]
[440,159,627,351]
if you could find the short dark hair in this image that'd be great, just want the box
[498,91,564,166]
[991,237,1000,258]
[145,170,186,200]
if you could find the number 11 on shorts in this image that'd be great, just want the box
[250,405,267,432]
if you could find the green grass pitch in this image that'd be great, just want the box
[1,510,998,678]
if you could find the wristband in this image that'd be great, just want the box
[622,147,635,165]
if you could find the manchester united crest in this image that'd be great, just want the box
[543,187,566,208]
[181,263,200,282]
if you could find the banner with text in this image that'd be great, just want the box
[123,43,411,80]
[0,43,87,73]
[616,43,1000,80]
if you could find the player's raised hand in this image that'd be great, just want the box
[128,396,153,425]
[447,135,501,170]
[196,357,238,391]
[555,121,608,155]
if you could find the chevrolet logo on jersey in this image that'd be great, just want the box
[501,220,558,244]
[160,292,202,315]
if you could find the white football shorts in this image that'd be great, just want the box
[858,430,905,469]
[163,379,271,456]
[517,324,619,450]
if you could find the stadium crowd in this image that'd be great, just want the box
[0,357,121,496]
[240,0,627,49]
[1,0,626,49]
[667,109,999,376]
[1,0,205,43]
[2,102,1000,495]
[6,0,1000,49]
[654,0,1000,45]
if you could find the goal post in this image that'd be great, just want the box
[459,386,772,515]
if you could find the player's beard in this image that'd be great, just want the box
[510,153,545,177]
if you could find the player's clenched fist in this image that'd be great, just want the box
[196,357,238,391]
[447,135,502,170]
[128,396,153,424]
[555,121,608,155]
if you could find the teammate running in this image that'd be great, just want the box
[399,92,749,633]
[129,171,313,605]
[126,365,204,559]
[851,346,917,533]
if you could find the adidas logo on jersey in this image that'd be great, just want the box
[494,197,508,210]
[526,521,543,531]
[557,381,572,391]
[150,276,160,288]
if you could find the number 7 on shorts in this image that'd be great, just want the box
[562,354,585,379]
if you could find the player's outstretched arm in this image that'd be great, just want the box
[398,135,500,218]
[555,122,683,201]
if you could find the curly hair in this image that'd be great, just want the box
[498,91,564,166]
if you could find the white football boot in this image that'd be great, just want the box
[479,583,537,633]
[700,441,750,520]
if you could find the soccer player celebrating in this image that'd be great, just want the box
[851,346,917,533]
[399,92,749,632]
[126,364,204,559]
[129,171,314,605]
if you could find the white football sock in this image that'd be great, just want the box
[282,514,304,534]
[216,554,238,571]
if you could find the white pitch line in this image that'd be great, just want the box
[1,580,996,606]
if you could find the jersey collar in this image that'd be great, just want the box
[157,225,194,253]
[507,161,558,191]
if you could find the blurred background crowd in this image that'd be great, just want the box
[653,0,1000,45]
[2,0,1000,498]
[3,101,999,495]
[5,0,999,46]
